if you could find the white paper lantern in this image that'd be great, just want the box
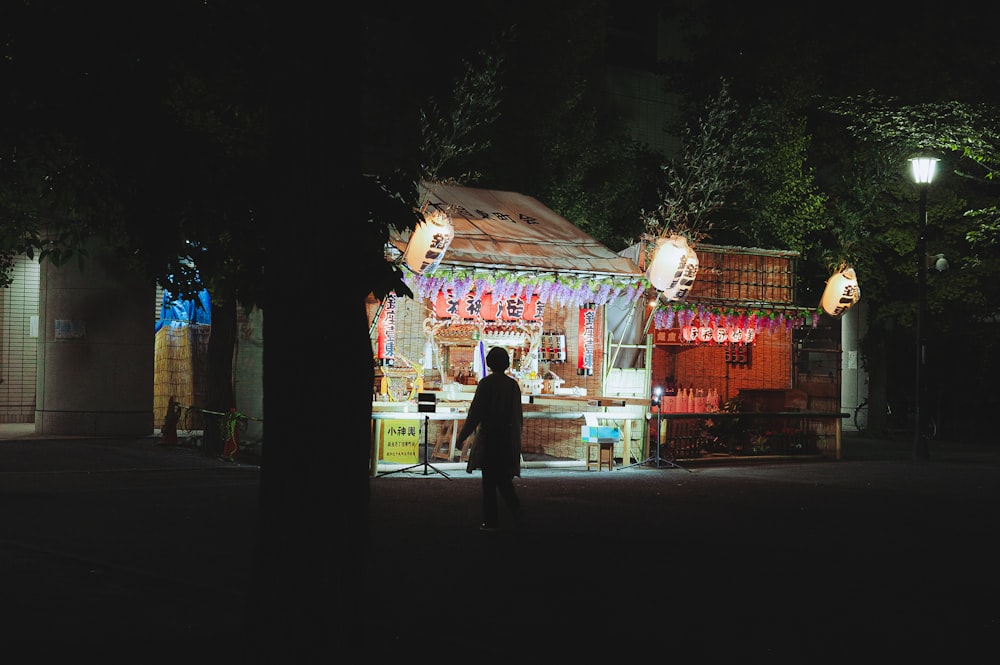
[646,237,685,291]
[666,239,699,302]
[646,235,699,300]
[820,266,861,317]
[405,209,455,274]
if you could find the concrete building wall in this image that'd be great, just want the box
[0,255,40,423]
[234,306,264,447]
[840,301,868,431]
[35,240,155,436]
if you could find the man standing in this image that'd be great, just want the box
[457,346,524,531]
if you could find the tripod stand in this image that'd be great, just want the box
[378,414,451,479]
[620,392,690,472]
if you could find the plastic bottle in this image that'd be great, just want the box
[693,388,706,413]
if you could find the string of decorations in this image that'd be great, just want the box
[651,301,824,334]
[402,268,649,309]
[403,267,824,333]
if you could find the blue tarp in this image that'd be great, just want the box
[155,289,211,332]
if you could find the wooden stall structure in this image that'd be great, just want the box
[642,244,846,460]
[369,184,846,471]
[368,181,649,472]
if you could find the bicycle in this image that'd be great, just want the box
[853,397,937,439]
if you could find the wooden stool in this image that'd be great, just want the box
[598,441,615,470]
[586,441,615,471]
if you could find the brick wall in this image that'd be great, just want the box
[651,327,793,404]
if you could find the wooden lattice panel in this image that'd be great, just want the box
[689,246,797,304]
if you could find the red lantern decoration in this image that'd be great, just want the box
[434,290,541,322]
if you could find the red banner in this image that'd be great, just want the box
[376,292,397,361]
[433,290,542,322]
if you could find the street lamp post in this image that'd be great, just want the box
[909,156,939,461]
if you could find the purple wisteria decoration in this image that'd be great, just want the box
[402,268,647,310]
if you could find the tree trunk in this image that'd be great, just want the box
[864,328,890,435]
[241,10,369,660]
[203,294,237,456]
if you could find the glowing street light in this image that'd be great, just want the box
[909,156,939,461]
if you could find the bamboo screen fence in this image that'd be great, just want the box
[153,323,210,430]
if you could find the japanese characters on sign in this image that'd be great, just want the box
[678,324,757,345]
[656,323,758,346]
[433,290,543,322]
[428,200,539,226]
[377,291,397,365]
[577,303,596,376]
[381,419,419,464]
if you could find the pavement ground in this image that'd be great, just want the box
[1,426,997,659]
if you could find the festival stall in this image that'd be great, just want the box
[367,182,853,474]
[367,181,651,473]
[631,242,850,460]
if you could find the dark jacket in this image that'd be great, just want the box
[458,370,523,478]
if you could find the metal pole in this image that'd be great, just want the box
[913,186,929,461]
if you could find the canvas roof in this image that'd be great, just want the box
[389,182,641,278]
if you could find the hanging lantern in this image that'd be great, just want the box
[820,266,861,317]
[666,237,699,302]
[646,237,685,291]
[404,209,455,274]
[646,235,699,301]
[376,292,398,366]
[577,303,596,375]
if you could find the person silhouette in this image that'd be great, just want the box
[456,346,524,531]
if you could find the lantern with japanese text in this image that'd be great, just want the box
[404,209,455,274]
[820,266,861,317]
[646,235,699,301]
[376,292,398,366]
[577,303,596,375]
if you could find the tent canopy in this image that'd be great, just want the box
[155,289,211,332]
[389,182,641,279]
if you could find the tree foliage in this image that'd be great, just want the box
[734,101,827,254]
[1,0,267,305]
[417,38,507,186]
[639,79,751,244]
[638,77,827,283]
[1,1,269,458]
[822,94,1000,272]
